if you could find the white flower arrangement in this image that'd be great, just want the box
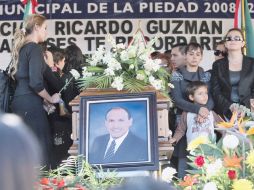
[78,33,173,96]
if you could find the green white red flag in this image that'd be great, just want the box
[234,0,254,58]
[20,0,38,20]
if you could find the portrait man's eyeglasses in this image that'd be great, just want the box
[214,50,227,57]
[225,36,243,42]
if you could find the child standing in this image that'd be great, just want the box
[170,81,222,146]
[170,42,214,178]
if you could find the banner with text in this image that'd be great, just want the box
[1,0,254,69]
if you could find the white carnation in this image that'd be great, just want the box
[144,58,160,72]
[136,73,145,81]
[120,50,129,61]
[149,77,163,90]
[70,69,80,79]
[108,59,122,71]
[149,76,155,82]
[129,64,134,70]
[161,167,177,183]
[111,76,124,91]
[102,52,113,64]
[104,68,115,76]
[203,182,217,190]
[222,134,239,149]
[90,53,102,66]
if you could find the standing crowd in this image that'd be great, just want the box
[1,13,254,189]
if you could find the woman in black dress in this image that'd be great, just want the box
[10,14,60,168]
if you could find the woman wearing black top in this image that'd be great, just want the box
[211,28,254,117]
[62,44,83,112]
[10,14,60,168]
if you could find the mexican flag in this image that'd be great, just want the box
[234,0,254,58]
[20,0,38,20]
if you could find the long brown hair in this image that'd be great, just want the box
[10,14,46,77]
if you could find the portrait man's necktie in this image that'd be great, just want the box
[104,140,116,162]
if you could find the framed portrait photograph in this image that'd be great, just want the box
[79,91,159,171]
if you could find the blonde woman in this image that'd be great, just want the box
[10,14,60,168]
[211,28,254,118]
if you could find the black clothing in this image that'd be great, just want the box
[171,66,214,115]
[14,43,45,96]
[229,71,241,103]
[211,56,254,116]
[61,72,80,112]
[44,65,64,95]
[11,42,51,167]
[89,132,148,164]
[45,71,76,169]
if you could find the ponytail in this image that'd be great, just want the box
[10,28,26,78]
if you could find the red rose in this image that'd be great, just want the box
[40,178,49,185]
[228,170,237,180]
[194,156,205,167]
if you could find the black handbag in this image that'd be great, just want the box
[0,64,15,112]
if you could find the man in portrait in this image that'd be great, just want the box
[89,107,148,164]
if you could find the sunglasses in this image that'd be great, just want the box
[214,50,227,57]
[225,36,243,42]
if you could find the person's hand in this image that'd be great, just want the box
[43,100,56,114]
[169,137,177,145]
[229,103,238,113]
[49,93,61,104]
[237,110,245,119]
[198,107,209,119]
[196,114,207,124]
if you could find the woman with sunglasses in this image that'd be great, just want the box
[211,28,254,118]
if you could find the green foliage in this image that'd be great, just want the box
[39,156,122,190]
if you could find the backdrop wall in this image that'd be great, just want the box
[1,0,254,70]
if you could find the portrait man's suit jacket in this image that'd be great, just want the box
[89,131,148,164]
[211,56,254,115]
